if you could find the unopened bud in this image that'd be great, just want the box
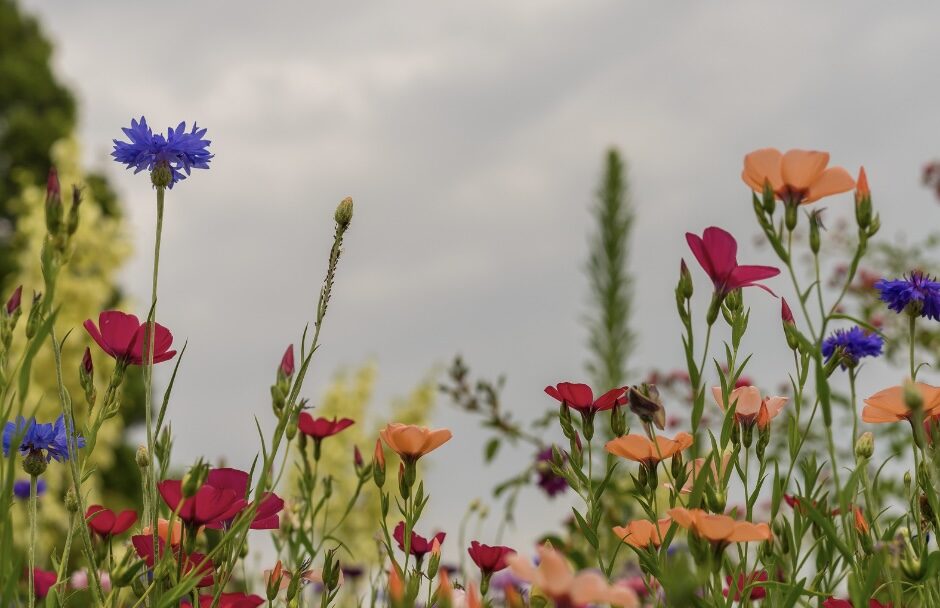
[373,439,386,488]
[5,286,22,317]
[22,451,47,477]
[25,291,43,339]
[855,167,872,230]
[66,185,83,236]
[136,446,150,468]
[65,488,80,513]
[285,418,297,441]
[353,445,364,470]
[855,432,874,460]
[761,181,776,215]
[279,345,295,379]
[809,211,821,254]
[45,167,63,235]
[784,202,798,232]
[678,259,693,299]
[334,197,354,229]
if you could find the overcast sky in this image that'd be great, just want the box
[21,0,940,560]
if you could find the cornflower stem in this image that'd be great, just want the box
[55,511,77,584]
[28,474,37,608]
[848,368,859,448]
[145,185,166,602]
[909,313,918,381]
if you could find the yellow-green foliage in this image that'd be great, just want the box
[5,138,132,550]
[292,361,435,565]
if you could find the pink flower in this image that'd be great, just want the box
[298,414,354,440]
[83,310,176,365]
[685,227,779,296]
[544,383,623,414]
[85,505,137,537]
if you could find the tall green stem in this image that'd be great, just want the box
[28,474,37,608]
[909,314,917,381]
[146,186,165,601]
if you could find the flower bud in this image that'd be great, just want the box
[761,180,776,215]
[627,384,666,430]
[266,561,284,601]
[855,432,874,460]
[25,291,43,339]
[5,285,22,317]
[79,347,96,407]
[65,488,80,513]
[809,211,821,254]
[334,197,354,229]
[373,439,386,488]
[22,451,47,477]
[558,403,575,439]
[784,201,798,232]
[323,548,342,591]
[855,167,872,230]
[427,539,441,578]
[610,404,627,437]
[285,418,298,441]
[279,345,295,379]
[66,185,82,236]
[678,259,693,299]
[45,167,63,236]
[353,445,364,470]
[136,445,150,469]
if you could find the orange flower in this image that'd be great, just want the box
[856,167,870,200]
[388,567,405,602]
[712,386,787,429]
[612,518,672,549]
[669,450,732,494]
[507,546,638,607]
[263,565,344,590]
[862,382,940,423]
[605,432,693,465]
[668,507,771,545]
[854,507,869,535]
[467,583,482,608]
[742,148,855,205]
[142,518,183,545]
[380,423,452,460]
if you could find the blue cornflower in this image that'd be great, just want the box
[111,116,213,187]
[822,326,884,369]
[2,415,85,463]
[875,271,940,320]
[13,478,46,499]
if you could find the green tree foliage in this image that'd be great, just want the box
[585,148,635,390]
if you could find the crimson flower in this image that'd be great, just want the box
[393,522,445,558]
[279,345,294,377]
[468,541,515,574]
[30,568,57,598]
[723,570,768,601]
[685,227,779,296]
[131,535,214,587]
[157,479,246,528]
[84,310,176,365]
[544,383,623,414]
[202,467,284,530]
[298,413,355,440]
[86,505,137,537]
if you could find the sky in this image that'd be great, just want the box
[20,0,940,562]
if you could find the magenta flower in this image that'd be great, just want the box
[202,467,284,531]
[685,227,779,296]
[83,310,176,366]
[544,383,623,414]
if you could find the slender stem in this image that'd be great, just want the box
[28,474,37,608]
[146,186,165,603]
[785,231,818,341]
[849,368,859,447]
[909,314,917,381]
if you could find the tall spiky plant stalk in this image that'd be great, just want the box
[585,148,635,390]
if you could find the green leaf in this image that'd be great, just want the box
[483,437,500,463]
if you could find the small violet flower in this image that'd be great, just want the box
[822,326,883,369]
[112,116,212,188]
[875,271,940,320]
[13,478,46,499]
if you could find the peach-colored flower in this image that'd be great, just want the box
[854,507,869,535]
[467,583,482,608]
[742,148,855,205]
[605,432,693,465]
[437,569,453,603]
[380,423,452,460]
[863,383,940,423]
[263,565,344,590]
[668,507,772,545]
[142,518,183,545]
[507,546,638,607]
[612,518,672,549]
[712,386,787,429]
[856,167,870,200]
[669,450,733,494]
[388,567,405,602]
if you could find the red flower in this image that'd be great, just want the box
[393,522,445,558]
[298,413,355,440]
[84,310,176,365]
[157,479,246,528]
[29,568,57,599]
[685,227,779,296]
[467,541,515,574]
[544,383,623,413]
[86,505,137,537]
[131,535,214,587]
[723,570,768,601]
[280,345,294,377]
[201,467,284,530]
[198,593,265,608]
[781,298,795,324]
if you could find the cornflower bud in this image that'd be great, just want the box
[45,167,62,236]
[855,432,874,461]
[136,445,150,468]
[334,197,354,229]
[373,439,386,488]
[151,164,173,189]
[65,488,80,513]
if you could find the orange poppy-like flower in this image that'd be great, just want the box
[668,507,772,545]
[612,518,672,549]
[605,432,693,465]
[742,148,855,205]
[142,518,183,545]
[862,382,940,423]
[668,450,733,494]
[712,386,787,429]
[507,546,639,607]
[854,507,869,535]
[380,423,452,460]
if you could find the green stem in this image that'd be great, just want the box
[849,368,859,447]
[28,474,37,608]
[146,186,165,603]
[909,314,917,381]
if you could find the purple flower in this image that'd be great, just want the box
[535,447,568,497]
[2,415,85,463]
[13,478,46,499]
[875,271,940,320]
[112,116,213,187]
[822,326,883,369]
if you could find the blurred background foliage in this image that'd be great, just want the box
[0,0,146,559]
